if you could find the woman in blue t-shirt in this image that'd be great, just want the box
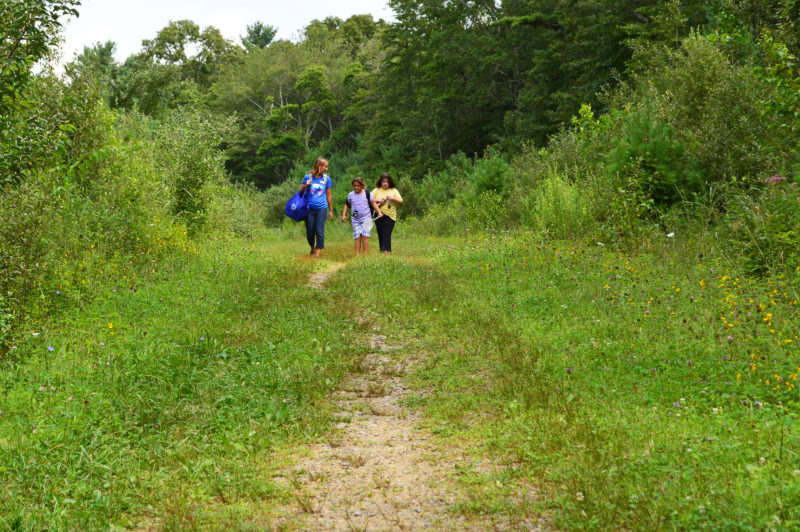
[299,157,333,257]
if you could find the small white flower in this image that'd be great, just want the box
[596,242,605,247]
[576,491,584,502]
[666,232,675,238]
[698,505,706,514]
[760,457,767,465]
[712,407,720,415]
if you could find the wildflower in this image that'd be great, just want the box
[727,335,733,342]
[766,174,786,184]
[666,232,675,238]
[576,492,584,502]
[760,457,767,465]
[108,323,113,329]
[48,346,54,352]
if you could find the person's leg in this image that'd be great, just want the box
[305,210,317,253]
[353,222,362,255]
[375,217,386,252]
[314,209,325,256]
[361,235,369,254]
[383,217,395,253]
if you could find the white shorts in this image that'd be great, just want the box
[352,219,372,239]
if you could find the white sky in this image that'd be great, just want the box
[59,0,396,63]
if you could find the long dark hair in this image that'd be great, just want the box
[376,173,395,188]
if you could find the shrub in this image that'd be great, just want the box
[205,182,270,238]
[0,175,58,348]
[153,110,232,233]
[614,32,780,189]
[530,169,594,238]
[471,146,512,194]
[726,178,800,275]
[394,174,424,219]
[261,179,301,227]
[604,109,700,210]
[409,191,514,236]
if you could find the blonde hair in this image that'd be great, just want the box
[311,157,329,177]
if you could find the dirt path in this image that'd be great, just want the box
[271,262,546,531]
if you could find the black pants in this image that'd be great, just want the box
[375,216,395,252]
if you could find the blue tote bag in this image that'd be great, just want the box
[284,188,309,221]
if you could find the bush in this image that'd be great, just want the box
[530,170,594,238]
[205,182,271,238]
[394,174,424,219]
[409,191,515,236]
[0,176,58,346]
[604,109,700,212]
[726,178,800,275]
[153,110,233,233]
[261,179,301,227]
[614,32,781,189]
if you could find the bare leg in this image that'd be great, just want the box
[354,238,360,255]
[362,236,369,254]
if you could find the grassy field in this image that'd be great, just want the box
[1,224,799,530]
[325,230,800,530]
[0,225,367,530]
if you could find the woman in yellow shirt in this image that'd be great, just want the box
[371,173,403,254]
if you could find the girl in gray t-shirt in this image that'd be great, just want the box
[341,177,383,255]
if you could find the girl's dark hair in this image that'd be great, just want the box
[376,173,395,189]
[351,177,365,187]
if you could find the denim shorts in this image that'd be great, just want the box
[352,219,372,239]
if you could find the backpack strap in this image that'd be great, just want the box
[366,189,374,213]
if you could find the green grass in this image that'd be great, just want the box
[2,224,799,530]
[324,231,800,530]
[0,231,366,530]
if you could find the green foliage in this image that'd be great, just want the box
[152,110,233,232]
[241,21,277,50]
[619,32,781,187]
[727,179,800,275]
[605,110,699,209]
[753,34,800,169]
[529,170,594,238]
[0,0,80,113]
[409,191,514,236]
[260,178,302,227]
[140,20,241,88]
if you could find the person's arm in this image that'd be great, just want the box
[326,187,334,220]
[341,202,348,222]
[371,198,383,217]
[299,176,311,192]
[388,189,403,205]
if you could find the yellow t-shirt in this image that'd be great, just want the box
[371,187,402,221]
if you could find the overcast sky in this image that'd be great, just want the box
[59,0,396,63]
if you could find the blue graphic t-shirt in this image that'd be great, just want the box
[301,174,332,210]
